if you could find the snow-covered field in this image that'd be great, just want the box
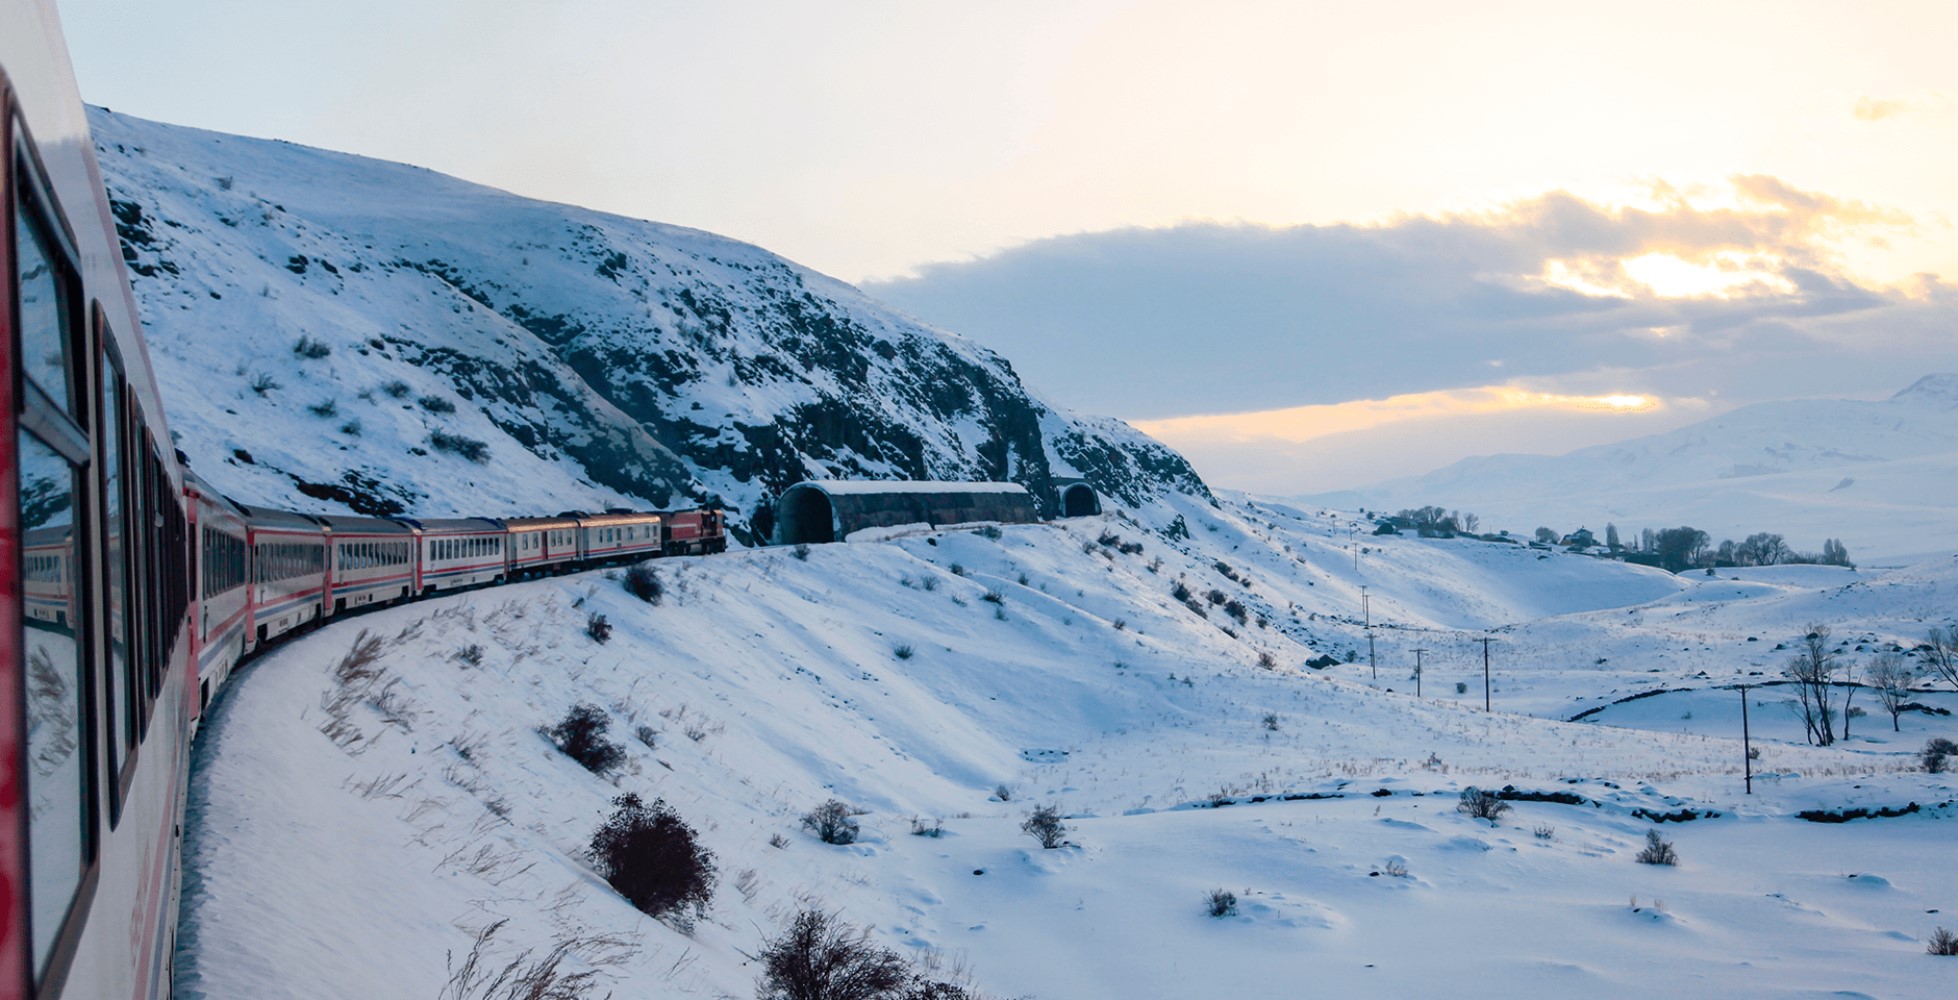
[1307,375,1958,566]
[175,497,1958,998]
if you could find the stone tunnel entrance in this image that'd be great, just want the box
[1061,483,1101,517]
[775,483,836,544]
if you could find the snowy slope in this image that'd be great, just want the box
[1307,375,1958,565]
[177,498,1958,999]
[89,107,1207,539]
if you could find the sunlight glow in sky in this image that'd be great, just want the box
[1133,387,1688,448]
[52,0,1958,491]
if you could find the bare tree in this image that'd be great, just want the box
[1868,652,1914,732]
[1785,624,1839,746]
[1925,627,1958,691]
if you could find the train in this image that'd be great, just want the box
[0,4,724,997]
[186,486,724,714]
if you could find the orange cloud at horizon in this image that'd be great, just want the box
[1131,385,1695,446]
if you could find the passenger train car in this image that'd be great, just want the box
[0,4,726,996]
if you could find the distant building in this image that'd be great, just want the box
[1561,527,1597,548]
[773,480,1040,544]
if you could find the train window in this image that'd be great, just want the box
[16,194,75,414]
[99,361,135,783]
[18,430,92,975]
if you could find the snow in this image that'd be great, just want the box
[175,496,1958,998]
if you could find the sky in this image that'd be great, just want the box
[55,1,1958,493]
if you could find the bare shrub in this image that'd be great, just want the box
[589,792,716,919]
[419,393,458,413]
[1380,858,1409,878]
[792,543,811,561]
[430,430,489,463]
[992,783,1011,803]
[635,724,658,749]
[919,575,939,592]
[975,524,1002,540]
[802,799,860,845]
[1457,787,1510,824]
[1021,804,1067,849]
[755,908,909,1000]
[1261,712,1280,732]
[585,612,612,644]
[1533,825,1555,841]
[1635,829,1678,866]
[910,816,945,838]
[768,832,790,850]
[980,589,1004,605]
[547,703,625,776]
[293,335,332,359]
[948,563,966,577]
[381,378,411,398]
[456,643,484,667]
[1929,926,1958,956]
[1256,650,1276,670]
[307,398,338,417]
[1922,737,1957,773]
[893,644,915,660]
[248,371,281,395]
[624,563,663,604]
[1205,889,1237,917]
[438,919,601,1000]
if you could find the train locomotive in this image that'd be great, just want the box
[0,3,725,996]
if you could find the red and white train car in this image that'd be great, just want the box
[661,508,727,556]
[576,510,662,564]
[4,2,197,996]
[186,471,247,714]
[408,517,506,594]
[503,515,579,577]
[317,514,414,615]
[238,506,324,650]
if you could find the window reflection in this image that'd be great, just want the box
[19,430,86,972]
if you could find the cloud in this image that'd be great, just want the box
[1854,96,1907,121]
[867,177,1940,424]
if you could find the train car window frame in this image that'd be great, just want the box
[11,127,105,985]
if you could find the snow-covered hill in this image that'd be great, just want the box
[1306,375,1958,565]
[89,108,1207,540]
[177,496,1958,998]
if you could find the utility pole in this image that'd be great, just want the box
[1478,637,1495,712]
[1362,587,1374,680]
[1738,684,1753,795]
[1412,647,1427,698]
[1350,527,1359,572]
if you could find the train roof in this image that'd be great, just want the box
[313,515,414,536]
[398,517,504,533]
[575,511,662,526]
[236,505,323,531]
[503,516,580,530]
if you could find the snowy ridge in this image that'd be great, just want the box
[1307,377,1958,564]
[89,108,1208,540]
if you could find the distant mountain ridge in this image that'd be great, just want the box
[1303,376,1958,563]
[90,108,1209,542]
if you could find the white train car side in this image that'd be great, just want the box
[408,517,506,594]
[318,515,415,615]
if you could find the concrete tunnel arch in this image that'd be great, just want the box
[775,482,837,545]
[1060,482,1101,517]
